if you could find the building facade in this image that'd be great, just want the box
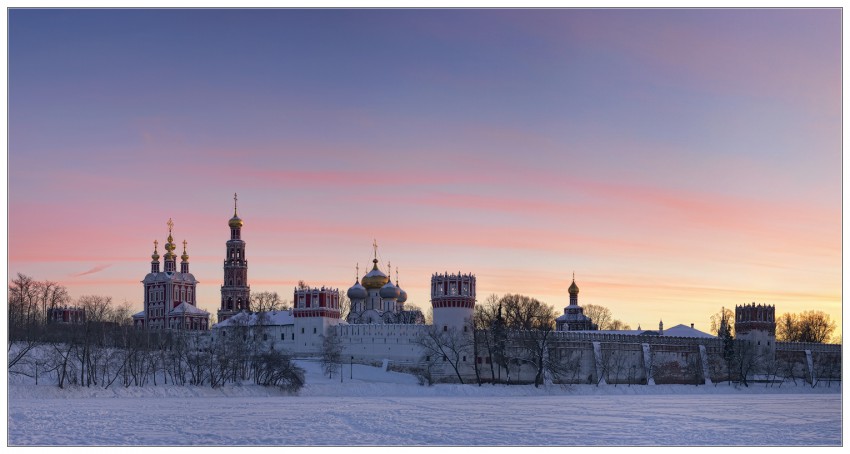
[47,306,86,324]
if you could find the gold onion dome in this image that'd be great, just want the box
[164,235,177,259]
[568,279,579,295]
[229,192,243,228]
[181,240,189,262]
[361,259,389,289]
[151,240,160,261]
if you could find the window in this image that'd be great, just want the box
[443,325,447,332]
[443,356,447,362]
[426,356,431,362]
[462,356,466,362]
[463,326,467,332]
[281,333,285,340]
[301,327,304,334]
[313,327,317,334]
[263,334,268,341]
[291,333,295,340]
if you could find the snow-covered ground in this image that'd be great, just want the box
[7,359,842,446]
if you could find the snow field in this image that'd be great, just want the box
[7,359,842,446]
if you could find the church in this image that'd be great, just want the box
[133,218,210,331]
[345,242,425,325]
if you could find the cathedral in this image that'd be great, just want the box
[133,218,210,330]
[345,242,424,325]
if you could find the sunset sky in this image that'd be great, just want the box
[8,8,842,336]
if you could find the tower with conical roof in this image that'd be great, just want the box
[219,193,251,323]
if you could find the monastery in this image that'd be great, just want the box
[134,197,840,385]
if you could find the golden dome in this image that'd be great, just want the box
[151,240,160,262]
[181,240,189,262]
[361,259,389,289]
[568,278,579,295]
[229,193,243,228]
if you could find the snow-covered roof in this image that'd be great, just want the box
[571,325,715,338]
[213,310,295,328]
[142,271,198,284]
[168,302,209,316]
[571,329,660,336]
[663,324,715,338]
[132,310,145,319]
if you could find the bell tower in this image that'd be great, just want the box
[218,193,250,322]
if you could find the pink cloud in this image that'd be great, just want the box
[69,264,112,277]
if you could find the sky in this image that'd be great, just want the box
[7,8,842,337]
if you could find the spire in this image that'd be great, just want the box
[164,218,176,260]
[387,261,392,281]
[229,194,244,230]
[180,240,190,273]
[396,266,399,286]
[356,263,360,282]
[373,238,378,261]
[150,239,161,273]
[163,218,177,272]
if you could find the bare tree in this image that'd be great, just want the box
[582,304,613,330]
[321,329,343,379]
[337,291,350,321]
[608,320,631,331]
[710,307,736,337]
[253,349,305,393]
[9,273,40,343]
[472,298,500,383]
[415,325,472,384]
[547,347,585,385]
[799,311,835,344]
[776,311,836,343]
[731,340,761,387]
[251,291,283,313]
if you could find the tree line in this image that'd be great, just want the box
[8,273,304,391]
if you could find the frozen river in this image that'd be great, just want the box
[8,393,841,445]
